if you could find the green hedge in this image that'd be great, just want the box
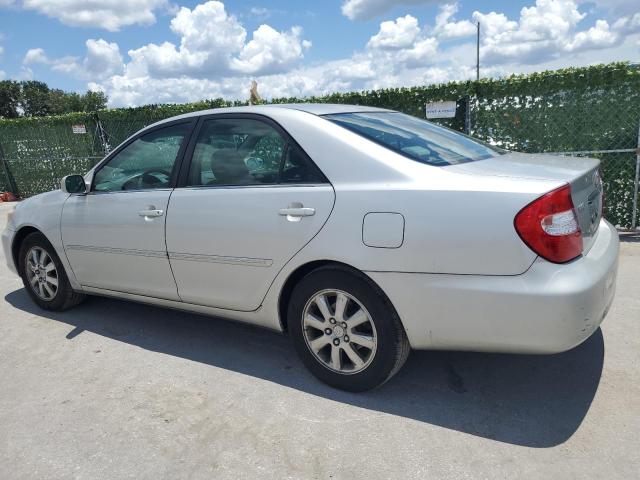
[0,62,638,226]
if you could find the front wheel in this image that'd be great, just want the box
[288,266,410,391]
[18,232,85,311]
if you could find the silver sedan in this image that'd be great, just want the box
[1,104,619,391]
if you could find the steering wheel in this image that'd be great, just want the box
[122,168,171,190]
[141,168,171,186]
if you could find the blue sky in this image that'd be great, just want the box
[0,1,638,106]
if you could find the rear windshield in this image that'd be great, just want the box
[324,111,503,166]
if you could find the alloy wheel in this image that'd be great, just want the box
[302,289,377,374]
[25,246,59,301]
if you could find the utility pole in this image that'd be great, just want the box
[476,22,480,81]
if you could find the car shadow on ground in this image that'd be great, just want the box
[5,288,604,449]
[619,231,640,243]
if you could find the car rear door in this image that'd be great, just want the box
[61,120,195,300]
[165,114,335,311]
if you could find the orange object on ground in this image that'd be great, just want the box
[0,192,17,202]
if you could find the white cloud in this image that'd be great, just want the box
[432,3,476,40]
[171,2,246,59]
[127,1,246,77]
[474,0,630,65]
[29,0,640,108]
[249,7,270,20]
[126,1,308,78]
[366,16,439,68]
[613,13,640,34]
[22,0,168,31]
[341,0,445,21]
[23,47,48,65]
[517,0,584,40]
[92,55,480,108]
[23,48,77,75]
[566,19,617,51]
[472,11,517,39]
[367,15,421,49]
[83,39,124,78]
[581,0,640,16]
[23,40,123,79]
[231,25,311,74]
[397,37,438,67]
[333,57,377,80]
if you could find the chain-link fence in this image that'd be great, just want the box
[0,100,235,197]
[467,69,640,230]
[1,63,639,228]
[0,113,102,197]
[474,70,640,229]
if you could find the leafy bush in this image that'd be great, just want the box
[0,62,638,226]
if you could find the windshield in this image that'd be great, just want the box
[324,111,503,166]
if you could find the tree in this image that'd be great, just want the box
[48,89,83,115]
[81,90,108,112]
[0,80,108,118]
[0,80,21,118]
[48,89,69,115]
[20,80,51,116]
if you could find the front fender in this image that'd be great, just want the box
[10,190,81,290]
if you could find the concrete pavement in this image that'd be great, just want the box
[1,202,639,479]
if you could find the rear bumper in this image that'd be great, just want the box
[367,219,619,353]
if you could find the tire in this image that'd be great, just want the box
[288,265,410,392]
[18,232,85,311]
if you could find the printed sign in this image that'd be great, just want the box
[72,124,87,134]
[425,101,457,119]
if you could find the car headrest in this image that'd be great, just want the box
[210,149,250,184]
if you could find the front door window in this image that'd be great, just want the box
[93,123,191,192]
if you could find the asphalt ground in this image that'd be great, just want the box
[1,202,639,479]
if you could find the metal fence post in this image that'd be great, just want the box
[95,113,111,155]
[464,95,471,135]
[0,144,19,197]
[632,118,640,229]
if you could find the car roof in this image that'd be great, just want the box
[261,103,394,115]
[141,103,395,135]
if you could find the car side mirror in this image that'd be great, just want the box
[61,175,87,195]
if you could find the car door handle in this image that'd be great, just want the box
[278,207,315,217]
[138,209,164,218]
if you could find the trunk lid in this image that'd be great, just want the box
[446,152,604,254]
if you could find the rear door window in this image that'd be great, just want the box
[324,111,503,166]
[187,117,327,186]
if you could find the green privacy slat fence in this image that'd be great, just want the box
[0,62,638,227]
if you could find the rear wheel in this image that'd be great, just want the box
[18,232,85,311]
[288,266,410,391]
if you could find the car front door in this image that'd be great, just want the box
[61,120,194,300]
[165,115,335,311]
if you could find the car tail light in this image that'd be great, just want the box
[514,184,583,263]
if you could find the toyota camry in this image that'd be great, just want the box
[1,104,619,391]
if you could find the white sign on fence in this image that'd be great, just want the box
[71,124,87,134]
[425,101,457,119]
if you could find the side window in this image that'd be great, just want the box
[187,117,327,187]
[280,144,327,184]
[188,118,285,186]
[93,123,190,192]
